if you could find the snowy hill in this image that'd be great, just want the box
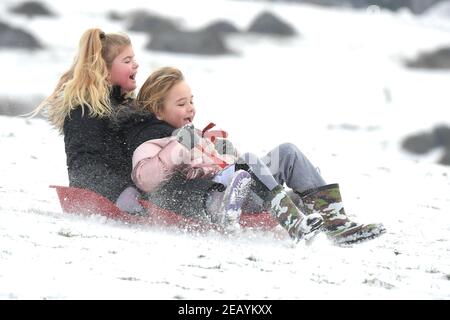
[1,0,450,299]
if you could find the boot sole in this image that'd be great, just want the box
[217,170,252,227]
[333,225,387,246]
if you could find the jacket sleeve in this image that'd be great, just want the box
[131,138,191,193]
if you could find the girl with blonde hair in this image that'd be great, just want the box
[122,66,386,244]
[32,28,140,207]
[115,67,322,240]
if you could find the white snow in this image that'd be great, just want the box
[1,0,450,300]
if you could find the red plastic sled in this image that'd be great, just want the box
[49,185,278,232]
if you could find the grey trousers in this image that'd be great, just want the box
[240,143,326,211]
[241,143,326,192]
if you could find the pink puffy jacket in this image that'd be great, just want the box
[131,130,239,193]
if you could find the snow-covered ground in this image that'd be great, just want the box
[1,0,450,299]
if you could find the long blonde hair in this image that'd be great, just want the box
[31,28,131,133]
[136,67,184,115]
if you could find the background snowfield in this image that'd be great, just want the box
[1,0,450,299]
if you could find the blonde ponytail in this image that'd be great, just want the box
[31,28,131,133]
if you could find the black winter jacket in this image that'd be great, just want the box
[63,86,134,201]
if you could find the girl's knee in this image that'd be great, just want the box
[278,142,300,156]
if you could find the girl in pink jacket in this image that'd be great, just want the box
[130,67,385,245]
[126,67,321,241]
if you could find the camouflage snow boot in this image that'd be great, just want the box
[299,184,386,245]
[268,185,324,242]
